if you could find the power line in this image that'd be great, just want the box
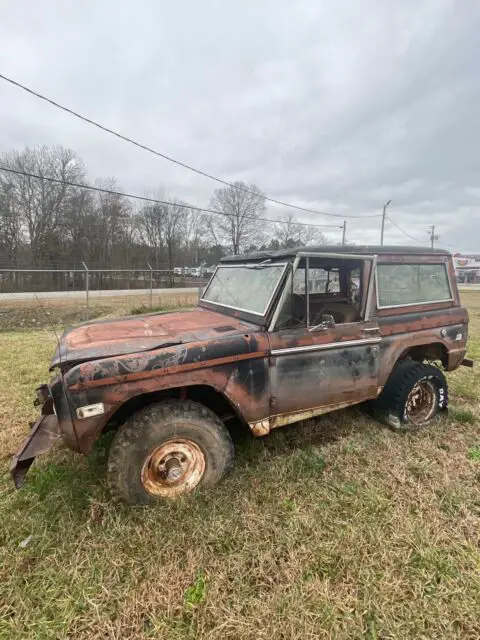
[0,165,343,230]
[0,72,381,221]
[387,214,478,254]
[386,214,425,244]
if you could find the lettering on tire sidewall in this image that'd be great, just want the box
[403,374,447,423]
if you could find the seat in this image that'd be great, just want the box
[322,302,359,324]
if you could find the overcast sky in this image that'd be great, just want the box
[0,0,479,251]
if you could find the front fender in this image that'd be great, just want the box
[64,353,270,454]
[10,414,61,488]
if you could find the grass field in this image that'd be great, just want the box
[0,290,199,331]
[0,294,479,639]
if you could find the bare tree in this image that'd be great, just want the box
[208,182,266,254]
[0,144,329,277]
[123,205,145,268]
[62,187,94,265]
[185,209,206,263]
[138,198,187,270]
[273,213,299,248]
[163,200,187,271]
[0,181,23,265]
[274,213,326,248]
[139,203,165,269]
[88,179,131,267]
[0,145,86,265]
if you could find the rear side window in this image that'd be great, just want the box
[292,266,341,294]
[377,263,452,308]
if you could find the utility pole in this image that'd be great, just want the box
[428,225,439,249]
[380,199,391,246]
[341,220,347,246]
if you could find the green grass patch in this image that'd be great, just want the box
[0,294,479,638]
[449,407,476,424]
[467,446,480,461]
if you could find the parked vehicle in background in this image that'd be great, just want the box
[173,267,182,276]
[190,267,203,277]
[11,246,472,505]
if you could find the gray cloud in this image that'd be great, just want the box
[0,0,479,251]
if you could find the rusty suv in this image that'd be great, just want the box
[11,246,472,504]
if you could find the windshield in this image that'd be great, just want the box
[201,264,287,316]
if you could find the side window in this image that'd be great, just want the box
[307,259,362,325]
[292,266,306,294]
[275,267,307,329]
[349,268,361,305]
[290,266,342,296]
[377,263,452,307]
[308,268,340,294]
[274,258,367,330]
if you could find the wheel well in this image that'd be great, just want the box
[104,385,249,436]
[399,342,448,368]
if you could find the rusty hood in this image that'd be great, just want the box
[51,307,258,367]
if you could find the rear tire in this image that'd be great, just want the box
[369,361,448,430]
[107,399,234,505]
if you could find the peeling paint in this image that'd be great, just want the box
[11,250,472,492]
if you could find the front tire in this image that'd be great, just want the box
[370,361,448,430]
[107,400,234,505]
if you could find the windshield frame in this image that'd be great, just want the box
[199,262,289,322]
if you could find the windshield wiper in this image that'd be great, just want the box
[246,259,273,270]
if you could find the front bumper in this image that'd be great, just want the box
[10,414,61,489]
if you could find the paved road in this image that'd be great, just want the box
[1,283,476,302]
[0,287,201,302]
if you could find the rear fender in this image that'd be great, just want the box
[378,327,466,386]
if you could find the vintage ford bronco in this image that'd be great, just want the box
[11,246,471,504]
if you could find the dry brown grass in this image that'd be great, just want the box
[0,290,199,330]
[0,294,479,639]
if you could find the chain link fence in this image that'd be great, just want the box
[0,267,209,328]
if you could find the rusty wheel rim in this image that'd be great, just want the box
[141,439,206,498]
[405,379,437,424]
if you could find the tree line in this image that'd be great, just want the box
[0,145,327,270]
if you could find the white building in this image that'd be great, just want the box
[453,254,480,282]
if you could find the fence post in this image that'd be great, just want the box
[147,262,153,309]
[82,262,90,320]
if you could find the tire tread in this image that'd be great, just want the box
[107,399,234,504]
[371,360,448,430]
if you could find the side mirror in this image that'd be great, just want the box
[309,314,336,332]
